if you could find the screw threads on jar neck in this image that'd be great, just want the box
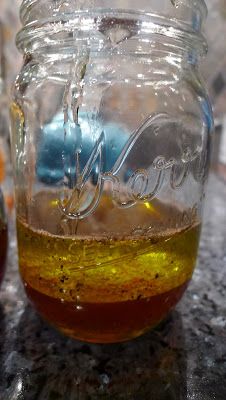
[17,0,207,59]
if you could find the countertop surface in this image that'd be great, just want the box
[0,173,226,400]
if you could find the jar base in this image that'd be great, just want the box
[24,281,188,343]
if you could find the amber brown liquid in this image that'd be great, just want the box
[25,281,188,343]
[0,219,7,284]
[17,191,200,343]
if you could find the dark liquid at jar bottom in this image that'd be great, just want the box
[25,281,188,343]
[0,221,7,284]
[17,210,200,343]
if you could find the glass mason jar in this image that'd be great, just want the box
[11,0,213,343]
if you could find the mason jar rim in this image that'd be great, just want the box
[20,0,208,25]
[16,7,207,59]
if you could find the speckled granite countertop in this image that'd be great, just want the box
[0,173,226,400]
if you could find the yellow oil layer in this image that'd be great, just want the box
[17,219,200,304]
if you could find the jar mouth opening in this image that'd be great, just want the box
[16,9,207,57]
[20,0,208,26]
